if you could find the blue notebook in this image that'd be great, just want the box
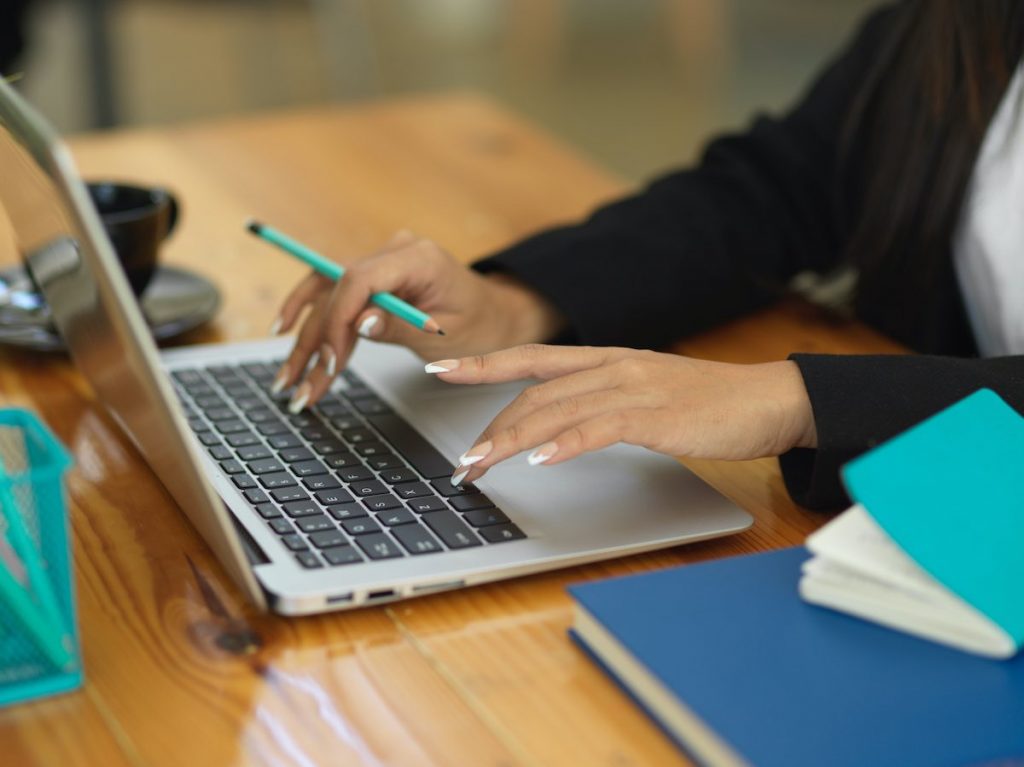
[568,547,1024,767]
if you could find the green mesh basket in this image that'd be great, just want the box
[0,408,82,707]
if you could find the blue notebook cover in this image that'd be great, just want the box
[568,547,1024,767]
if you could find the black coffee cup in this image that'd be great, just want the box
[87,182,179,296]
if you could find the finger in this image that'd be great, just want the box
[451,389,633,485]
[272,294,329,396]
[528,409,664,467]
[272,271,332,335]
[426,344,631,384]
[474,365,621,445]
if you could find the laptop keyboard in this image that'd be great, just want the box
[170,361,526,569]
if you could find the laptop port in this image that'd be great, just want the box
[326,592,354,605]
[366,589,397,601]
[412,580,465,594]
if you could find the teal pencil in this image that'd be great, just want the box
[246,221,444,335]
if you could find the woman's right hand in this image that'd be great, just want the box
[270,230,566,411]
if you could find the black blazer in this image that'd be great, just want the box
[474,3,1024,511]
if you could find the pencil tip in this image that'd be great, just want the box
[437,328,446,336]
[245,219,262,234]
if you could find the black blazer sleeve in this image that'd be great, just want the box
[473,4,899,350]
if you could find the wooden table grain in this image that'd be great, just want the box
[0,93,904,767]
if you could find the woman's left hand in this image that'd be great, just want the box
[426,345,818,486]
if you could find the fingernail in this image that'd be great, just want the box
[458,440,492,466]
[451,469,470,487]
[269,317,283,336]
[320,344,337,377]
[358,315,379,338]
[527,442,558,466]
[288,383,311,414]
[425,359,460,374]
[271,365,290,395]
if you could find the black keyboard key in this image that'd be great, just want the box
[248,458,286,475]
[353,398,392,416]
[222,384,253,399]
[355,533,404,560]
[270,518,295,535]
[319,403,351,418]
[301,426,332,442]
[259,472,297,489]
[392,524,444,555]
[302,475,341,491]
[236,397,266,412]
[280,447,314,463]
[227,432,261,448]
[296,515,335,533]
[327,503,366,520]
[237,445,272,462]
[431,479,480,498]
[243,488,270,504]
[449,494,495,512]
[379,468,418,485]
[295,551,322,569]
[462,508,510,527]
[349,480,387,497]
[355,442,389,458]
[329,415,361,431]
[422,511,482,549]
[377,508,416,527]
[341,369,364,385]
[255,503,280,519]
[219,459,245,475]
[366,455,404,471]
[247,408,278,424]
[288,413,324,429]
[394,482,433,500]
[257,421,290,437]
[325,452,360,469]
[322,545,363,566]
[340,427,374,444]
[361,494,402,513]
[270,487,310,504]
[479,523,527,543]
[364,412,454,479]
[208,445,233,461]
[309,530,348,549]
[172,369,204,385]
[341,518,381,536]
[184,384,217,399]
[282,534,308,552]
[407,497,447,514]
[232,474,258,490]
[242,362,275,379]
[198,432,224,446]
[291,460,328,478]
[312,440,346,456]
[315,488,354,506]
[269,434,303,450]
[188,417,209,433]
[282,500,321,518]
[337,466,374,483]
[205,364,236,380]
[204,407,237,422]
[195,395,227,410]
[215,420,249,434]
[343,385,375,400]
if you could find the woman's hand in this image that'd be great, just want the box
[428,345,818,485]
[270,231,565,412]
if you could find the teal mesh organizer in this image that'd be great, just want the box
[0,408,82,707]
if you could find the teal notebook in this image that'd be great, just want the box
[802,388,1024,657]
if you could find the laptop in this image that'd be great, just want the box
[0,79,752,614]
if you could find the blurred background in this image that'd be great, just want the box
[4,0,876,182]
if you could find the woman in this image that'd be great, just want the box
[270,0,1024,510]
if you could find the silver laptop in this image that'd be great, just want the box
[0,79,752,614]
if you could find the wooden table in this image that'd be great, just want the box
[0,93,903,767]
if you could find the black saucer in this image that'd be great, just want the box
[0,264,221,352]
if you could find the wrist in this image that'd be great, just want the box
[484,273,568,348]
[772,360,818,450]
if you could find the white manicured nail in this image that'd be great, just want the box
[288,384,311,414]
[269,317,283,336]
[271,365,290,395]
[358,315,379,338]
[425,359,460,374]
[451,469,469,487]
[320,344,337,377]
[458,440,492,466]
[527,442,558,466]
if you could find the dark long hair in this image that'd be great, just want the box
[844,0,1024,353]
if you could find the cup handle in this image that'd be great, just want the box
[164,192,180,238]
